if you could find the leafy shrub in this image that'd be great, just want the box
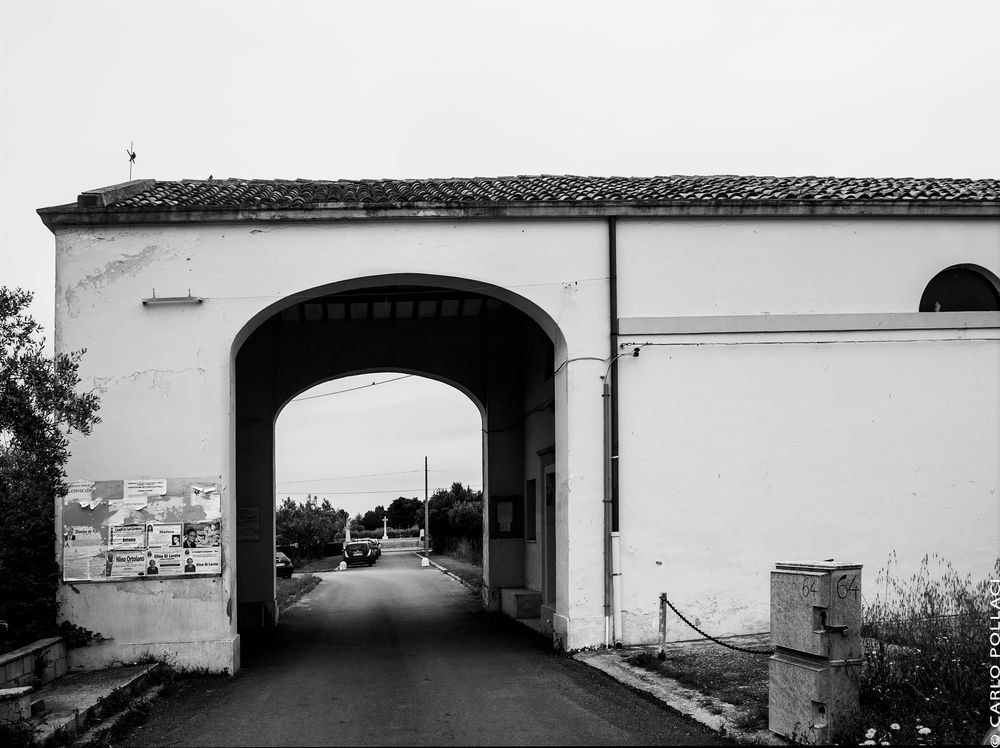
[843,553,999,745]
[275,495,346,559]
[428,482,482,554]
[0,288,100,653]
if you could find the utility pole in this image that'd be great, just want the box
[424,456,429,554]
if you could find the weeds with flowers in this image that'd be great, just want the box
[843,553,998,745]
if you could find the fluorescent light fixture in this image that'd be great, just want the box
[142,290,203,306]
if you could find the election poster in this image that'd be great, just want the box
[147,549,185,576]
[146,523,183,549]
[63,525,106,580]
[109,524,146,550]
[181,521,221,549]
[182,548,221,575]
[105,550,149,578]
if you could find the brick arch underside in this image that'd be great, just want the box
[233,292,555,628]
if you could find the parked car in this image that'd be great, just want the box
[343,541,375,567]
[366,538,382,559]
[275,551,294,578]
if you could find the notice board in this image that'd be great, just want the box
[61,477,223,582]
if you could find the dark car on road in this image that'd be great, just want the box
[275,551,294,578]
[343,541,375,567]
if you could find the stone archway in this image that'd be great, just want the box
[231,277,563,630]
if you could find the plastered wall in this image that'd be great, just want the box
[52,210,998,664]
[54,218,611,667]
[613,217,1000,643]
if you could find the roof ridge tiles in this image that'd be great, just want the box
[63,174,1000,213]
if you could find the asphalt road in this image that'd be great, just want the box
[127,553,729,746]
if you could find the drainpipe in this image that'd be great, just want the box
[603,374,613,648]
[603,352,634,649]
[604,217,620,649]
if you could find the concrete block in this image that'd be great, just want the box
[771,562,862,658]
[770,561,862,744]
[500,588,542,619]
[0,686,34,723]
[769,652,859,744]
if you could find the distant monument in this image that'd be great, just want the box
[381,516,389,541]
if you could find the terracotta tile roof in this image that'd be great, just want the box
[104,174,1000,209]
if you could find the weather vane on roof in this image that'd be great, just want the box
[126,141,136,180]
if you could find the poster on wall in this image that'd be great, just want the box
[147,549,185,576]
[183,548,222,574]
[109,524,146,549]
[236,507,260,542]
[146,523,183,549]
[105,550,149,578]
[182,520,221,548]
[61,477,224,582]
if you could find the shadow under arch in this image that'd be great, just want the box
[232,274,563,635]
[231,273,568,362]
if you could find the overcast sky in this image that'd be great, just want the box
[3,1,998,516]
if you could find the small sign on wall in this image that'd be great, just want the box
[236,507,261,542]
[489,495,523,539]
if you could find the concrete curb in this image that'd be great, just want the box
[418,552,779,743]
[573,650,785,745]
[413,552,471,588]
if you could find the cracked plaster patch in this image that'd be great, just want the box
[64,244,175,318]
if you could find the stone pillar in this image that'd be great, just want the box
[769,561,862,744]
[235,328,278,628]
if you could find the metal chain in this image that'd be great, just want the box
[661,595,774,657]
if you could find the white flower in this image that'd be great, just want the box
[865,729,877,739]
[861,741,876,746]
[890,724,900,731]
[918,727,931,735]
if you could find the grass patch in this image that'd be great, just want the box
[841,553,999,746]
[623,554,996,745]
[276,573,321,612]
[80,700,152,748]
[626,637,770,724]
[445,537,483,567]
[295,555,342,574]
[429,551,483,595]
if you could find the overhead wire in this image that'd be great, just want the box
[276,467,479,485]
[279,484,482,496]
[287,374,413,402]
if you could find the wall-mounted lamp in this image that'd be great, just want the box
[142,289,204,306]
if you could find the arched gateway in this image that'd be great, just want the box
[39,175,1000,673]
[234,277,565,632]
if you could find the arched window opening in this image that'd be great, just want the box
[919,265,1000,312]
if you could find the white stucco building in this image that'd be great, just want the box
[39,175,1000,673]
